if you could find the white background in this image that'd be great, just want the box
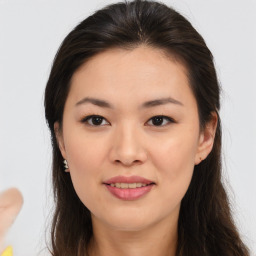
[0,0,255,255]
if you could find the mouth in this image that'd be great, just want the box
[102,175,156,200]
[103,183,155,200]
[103,182,155,188]
[103,175,155,186]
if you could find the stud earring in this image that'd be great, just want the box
[195,156,203,166]
[63,159,69,172]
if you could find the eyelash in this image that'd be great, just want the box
[80,115,176,127]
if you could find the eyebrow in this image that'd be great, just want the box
[75,96,183,109]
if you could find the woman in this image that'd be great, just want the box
[44,0,250,255]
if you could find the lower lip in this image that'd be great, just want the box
[104,184,155,200]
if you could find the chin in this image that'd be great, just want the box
[102,213,155,232]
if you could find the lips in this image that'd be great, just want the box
[103,175,155,185]
[103,175,156,200]
[104,184,155,200]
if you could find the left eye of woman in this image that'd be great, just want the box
[147,115,175,126]
[80,115,175,127]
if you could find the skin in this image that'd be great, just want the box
[55,46,217,256]
[0,188,23,252]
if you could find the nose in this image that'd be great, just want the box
[109,123,148,166]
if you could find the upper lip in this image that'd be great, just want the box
[103,175,155,185]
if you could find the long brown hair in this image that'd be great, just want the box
[44,0,250,255]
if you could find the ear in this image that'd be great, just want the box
[194,112,218,165]
[54,121,67,160]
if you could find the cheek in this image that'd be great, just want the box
[67,138,102,172]
[64,133,107,205]
[153,129,197,165]
[151,130,198,203]
[65,129,109,172]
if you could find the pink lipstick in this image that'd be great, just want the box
[103,175,155,201]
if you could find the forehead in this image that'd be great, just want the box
[68,46,195,108]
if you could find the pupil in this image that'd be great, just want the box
[92,116,103,125]
[152,116,163,126]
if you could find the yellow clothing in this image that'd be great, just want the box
[1,246,13,256]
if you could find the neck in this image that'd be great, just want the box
[88,211,179,256]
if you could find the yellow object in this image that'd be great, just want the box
[1,246,13,256]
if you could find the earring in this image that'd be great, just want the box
[195,156,203,166]
[63,159,69,172]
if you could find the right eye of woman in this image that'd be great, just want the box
[80,114,175,127]
[81,115,110,126]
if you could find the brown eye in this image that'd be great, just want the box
[81,115,109,126]
[147,116,175,126]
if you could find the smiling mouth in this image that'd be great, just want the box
[104,182,155,188]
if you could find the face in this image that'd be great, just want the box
[55,46,216,231]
